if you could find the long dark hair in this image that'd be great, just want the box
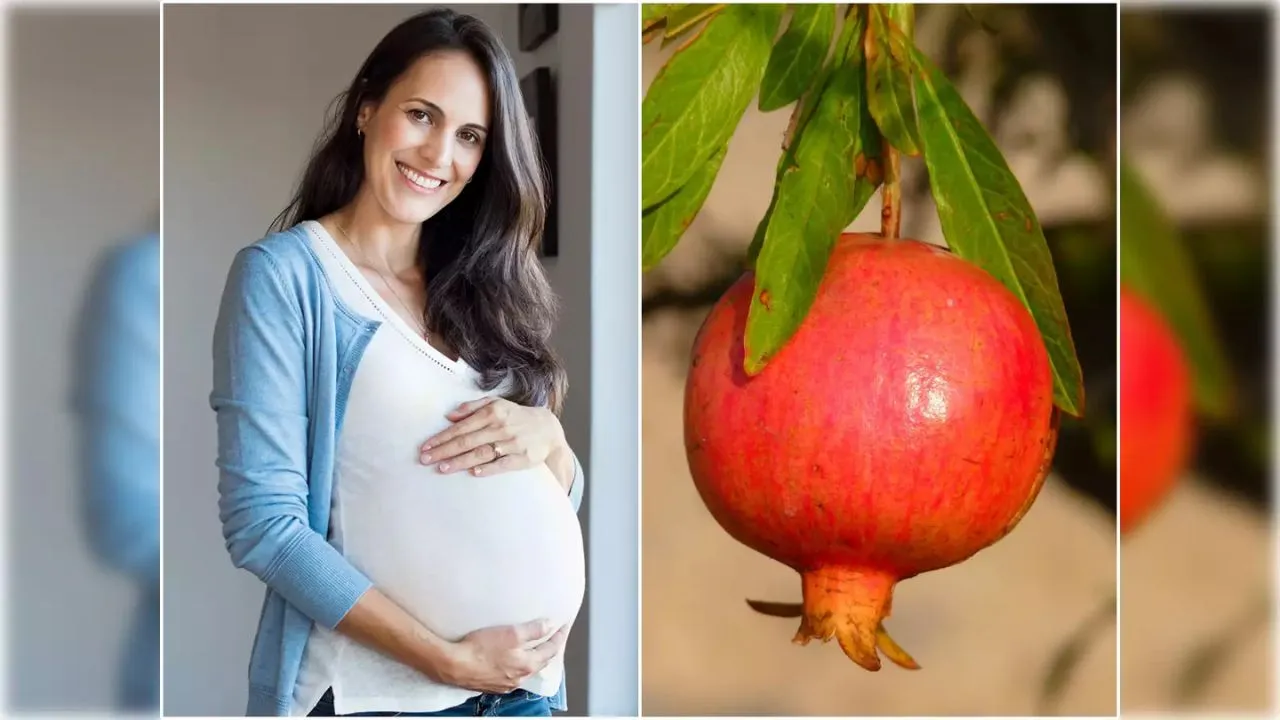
[271,9,566,414]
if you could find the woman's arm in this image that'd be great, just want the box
[337,591,568,692]
[211,247,560,691]
[546,443,585,514]
[211,247,372,628]
[425,399,587,513]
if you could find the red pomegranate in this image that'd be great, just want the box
[1118,286,1193,535]
[684,233,1060,670]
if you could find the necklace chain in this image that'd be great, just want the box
[334,220,431,341]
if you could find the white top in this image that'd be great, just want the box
[290,221,586,716]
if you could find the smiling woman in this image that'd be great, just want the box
[207,8,586,718]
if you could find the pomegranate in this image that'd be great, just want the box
[1118,286,1193,535]
[684,233,1060,670]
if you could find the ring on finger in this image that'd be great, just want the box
[490,441,504,458]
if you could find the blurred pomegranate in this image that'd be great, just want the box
[684,233,1059,670]
[1119,286,1194,534]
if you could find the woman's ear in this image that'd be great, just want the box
[356,102,376,135]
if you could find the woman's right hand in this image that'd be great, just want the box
[442,619,569,694]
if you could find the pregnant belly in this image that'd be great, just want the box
[335,460,586,642]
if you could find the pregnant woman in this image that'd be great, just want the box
[210,9,585,717]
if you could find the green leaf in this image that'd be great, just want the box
[642,145,728,272]
[643,4,684,44]
[1119,161,1235,419]
[744,7,882,375]
[662,4,727,44]
[883,3,915,38]
[642,4,783,210]
[910,45,1085,417]
[643,3,682,29]
[748,7,859,265]
[865,5,921,155]
[758,4,835,112]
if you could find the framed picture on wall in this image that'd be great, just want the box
[521,67,558,257]
[518,4,559,52]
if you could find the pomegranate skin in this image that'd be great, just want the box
[684,234,1059,669]
[1119,287,1193,535]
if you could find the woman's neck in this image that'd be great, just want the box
[331,192,421,274]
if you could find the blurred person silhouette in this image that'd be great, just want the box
[70,231,161,713]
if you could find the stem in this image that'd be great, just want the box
[881,143,902,239]
[1037,592,1116,713]
[1173,589,1273,706]
[872,3,909,240]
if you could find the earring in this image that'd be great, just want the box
[357,126,364,137]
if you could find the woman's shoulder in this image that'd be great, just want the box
[219,223,332,313]
[238,223,320,273]
[225,223,327,286]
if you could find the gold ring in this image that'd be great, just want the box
[491,442,504,457]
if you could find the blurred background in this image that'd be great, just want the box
[3,4,161,716]
[161,4,637,715]
[1119,5,1274,715]
[642,4,1118,715]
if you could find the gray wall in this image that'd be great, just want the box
[162,4,637,715]
[6,8,160,711]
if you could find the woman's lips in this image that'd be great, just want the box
[397,161,446,194]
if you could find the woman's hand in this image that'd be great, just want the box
[421,397,567,480]
[442,620,570,694]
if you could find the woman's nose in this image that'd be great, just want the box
[419,131,453,169]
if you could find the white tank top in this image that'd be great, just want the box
[290,221,586,715]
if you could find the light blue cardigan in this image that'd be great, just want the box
[210,224,583,715]
[73,233,160,711]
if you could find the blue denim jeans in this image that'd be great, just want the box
[308,687,552,717]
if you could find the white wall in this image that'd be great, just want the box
[6,8,160,711]
[586,5,640,715]
[162,3,637,715]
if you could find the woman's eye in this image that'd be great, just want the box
[408,109,430,123]
[459,130,480,145]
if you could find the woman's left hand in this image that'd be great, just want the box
[420,397,566,478]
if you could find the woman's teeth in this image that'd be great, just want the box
[398,162,443,190]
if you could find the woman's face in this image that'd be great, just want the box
[356,49,492,226]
